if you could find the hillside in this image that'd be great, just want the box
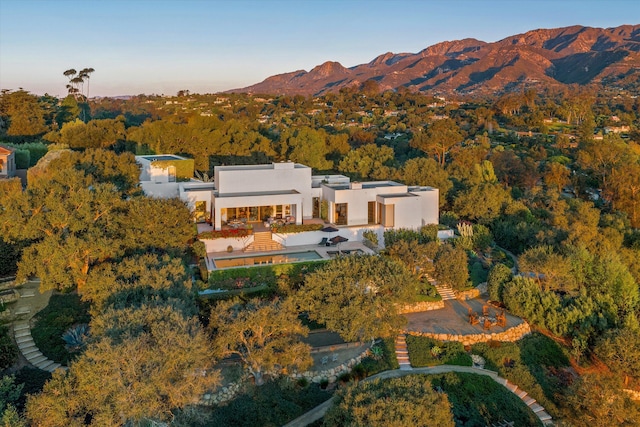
[230,24,640,95]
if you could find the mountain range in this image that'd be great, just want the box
[230,24,640,96]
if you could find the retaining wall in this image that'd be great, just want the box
[407,322,532,346]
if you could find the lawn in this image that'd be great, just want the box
[406,335,472,367]
[189,378,332,427]
[431,372,544,426]
[31,293,91,365]
[471,333,571,417]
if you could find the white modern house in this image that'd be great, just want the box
[0,145,16,179]
[136,155,439,260]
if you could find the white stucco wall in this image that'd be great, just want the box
[214,162,315,218]
[140,182,180,199]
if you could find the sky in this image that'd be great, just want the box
[0,0,638,97]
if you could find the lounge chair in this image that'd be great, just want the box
[318,237,329,246]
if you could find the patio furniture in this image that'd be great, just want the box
[321,356,328,366]
[483,318,492,330]
[496,310,507,327]
[482,305,490,317]
[332,353,338,362]
[468,310,479,325]
[318,237,329,246]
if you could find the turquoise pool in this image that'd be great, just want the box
[213,250,323,269]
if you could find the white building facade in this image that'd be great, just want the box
[136,156,439,232]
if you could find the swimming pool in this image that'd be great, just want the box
[213,250,323,269]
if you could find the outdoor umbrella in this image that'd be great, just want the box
[330,235,348,253]
[321,225,339,233]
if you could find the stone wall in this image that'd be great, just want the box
[203,348,370,406]
[407,322,531,346]
[456,283,487,300]
[397,300,445,314]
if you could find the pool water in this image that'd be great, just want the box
[213,250,323,269]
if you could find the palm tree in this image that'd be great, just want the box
[79,67,95,99]
[63,69,77,96]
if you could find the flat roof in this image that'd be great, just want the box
[138,155,186,161]
[325,181,403,190]
[215,189,301,198]
[215,162,308,171]
[377,193,416,199]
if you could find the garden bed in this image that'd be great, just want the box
[406,335,472,367]
[31,293,90,365]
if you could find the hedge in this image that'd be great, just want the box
[270,223,324,233]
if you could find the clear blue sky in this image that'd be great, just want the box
[0,0,637,97]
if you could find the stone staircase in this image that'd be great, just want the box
[244,231,284,252]
[495,376,553,424]
[13,321,63,372]
[394,334,412,370]
[434,284,456,301]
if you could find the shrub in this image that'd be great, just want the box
[31,293,91,365]
[0,325,18,370]
[192,240,206,259]
[198,229,250,239]
[487,263,512,302]
[358,338,399,375]
[270,223,323,234]
[362,230,378,246]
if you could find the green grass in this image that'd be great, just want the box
[31,293,91,365]
[200,378,331,427]
[406,335,472,367]
[471,333,570,417]
[357,338,399,376]
[430,372,544,426]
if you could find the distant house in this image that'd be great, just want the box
[604,125,631,134]
[0,145,16,178]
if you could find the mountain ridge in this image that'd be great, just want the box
[229,24,640,95]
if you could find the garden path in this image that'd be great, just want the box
[10,279,64,372]
[283,365,553,427]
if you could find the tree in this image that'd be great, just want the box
[563,374,640,427]
[324,375,454,427]
[210,298,312,386]
[434,244,469,290]
[486,263,512,302]
[296,255,414,342]
[0,90,48,138]
[386,239,432,277]
[400,157,452,207]
[27,305,220,426]
[83,254,194,316]
[410,118,463,166]
[338,144,395,180]
[594,328,640,382]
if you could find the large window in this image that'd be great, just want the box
[368,201,376,224]
[335,203,348,226]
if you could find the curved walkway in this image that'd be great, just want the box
[10,280,64,373]
[283,365,553,427]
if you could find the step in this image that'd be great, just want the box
[537,411,552,421]
[48,363,63,372]
[13,323,30,332]
[22,347,41,358]
[14,308,31,315]
[516,389,528,399]
[16,335,33,344]
[15,329,31,339]
[505,382,518,392]
[29,354,48,365]
[529,403,544,413]
[523,396,536,406]
[20,290,35,297]
[36,360,56,371]
[17,340,36,351]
